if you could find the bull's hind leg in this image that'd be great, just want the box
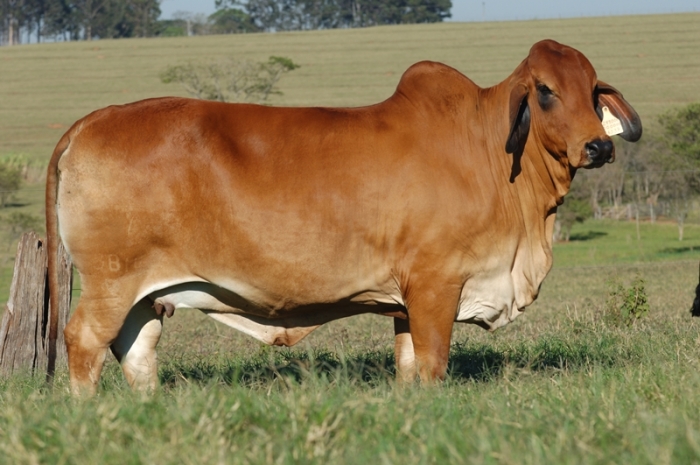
[64,291,135,396]
[110,299,163,392]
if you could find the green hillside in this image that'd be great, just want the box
[1,13,699,160]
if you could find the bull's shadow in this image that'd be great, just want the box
[159,336,623,387]
[659,244,700,255]
[568,230,608,241]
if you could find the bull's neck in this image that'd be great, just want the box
[522,136,574,213]
[479,82,572,216]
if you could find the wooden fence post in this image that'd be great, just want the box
[0,232,73,378]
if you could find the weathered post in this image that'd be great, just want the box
[0,232,73,378]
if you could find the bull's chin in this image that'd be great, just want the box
[581,158,609,169]
[569,145,616,169]
[578,151,615,169]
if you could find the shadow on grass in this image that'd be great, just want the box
[2,201,30,208]
[568,230,608,241]
[160,350,394,389]
[449,334,624,381]
[159,332,629,388]
[658,244,700,255]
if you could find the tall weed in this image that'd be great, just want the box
[603,276,650,327]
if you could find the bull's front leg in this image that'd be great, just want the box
[401,278,460,383]
[393,317,416,383]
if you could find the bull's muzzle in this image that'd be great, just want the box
[585,139,614,166]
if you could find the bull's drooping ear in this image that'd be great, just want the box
[505,83,530,154]
[595,81,642,142]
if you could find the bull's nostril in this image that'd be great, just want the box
[586,143,599,158]
[586,139,613,164]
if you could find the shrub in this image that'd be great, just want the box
[160,56,300,103]
[0,161,22,208]
[3,212,44,239]
[603,276,649,327]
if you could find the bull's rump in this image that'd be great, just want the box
[55,97,454,314]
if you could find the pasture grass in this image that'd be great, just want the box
[2,256,698,463]
[552,219,700,267]
[1,274,699,464]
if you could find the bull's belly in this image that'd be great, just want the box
[145,280,405,346]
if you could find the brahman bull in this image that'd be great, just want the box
[46,39,642,394]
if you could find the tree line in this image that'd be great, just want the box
[0,0,452,44]
[212,0,452,33]
[0,0,161,44]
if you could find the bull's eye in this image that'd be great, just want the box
[537,84,554,110]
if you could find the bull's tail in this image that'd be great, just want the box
[692,261,700,318]
[46,133,70,380]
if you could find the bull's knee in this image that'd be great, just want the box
[111,301,163,392]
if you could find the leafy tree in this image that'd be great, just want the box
[0,0,161,42]
[556,198,593,242]
[3,212,43,240]
[87,0,126,40]
[555,180,593,241]
[402,0,452,23]
[654,103,700,239]
[70,0,114,40]
[30,0,50,42]
[0,161,21,208]
[251,56,300,99]
[156,18,187,36]
[0,0,51,43]
[114,0,160,38]
[620,139,664,223]
[216,0,451,31]
[160,56,300,103]
[240,0,295,31]
[169,10,212,35]
[659,103,700,163]
[210,6,259,33]
[43,0,80,41]
[0,0,32,44]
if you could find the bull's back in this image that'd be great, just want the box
[56,97,436,304]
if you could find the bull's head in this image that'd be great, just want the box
[505,39,642,169]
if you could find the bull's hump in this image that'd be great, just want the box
[396,61,478,100]
[392,61,479,118]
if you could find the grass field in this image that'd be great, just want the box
[1,247,699,464]
[1,13,700,464]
